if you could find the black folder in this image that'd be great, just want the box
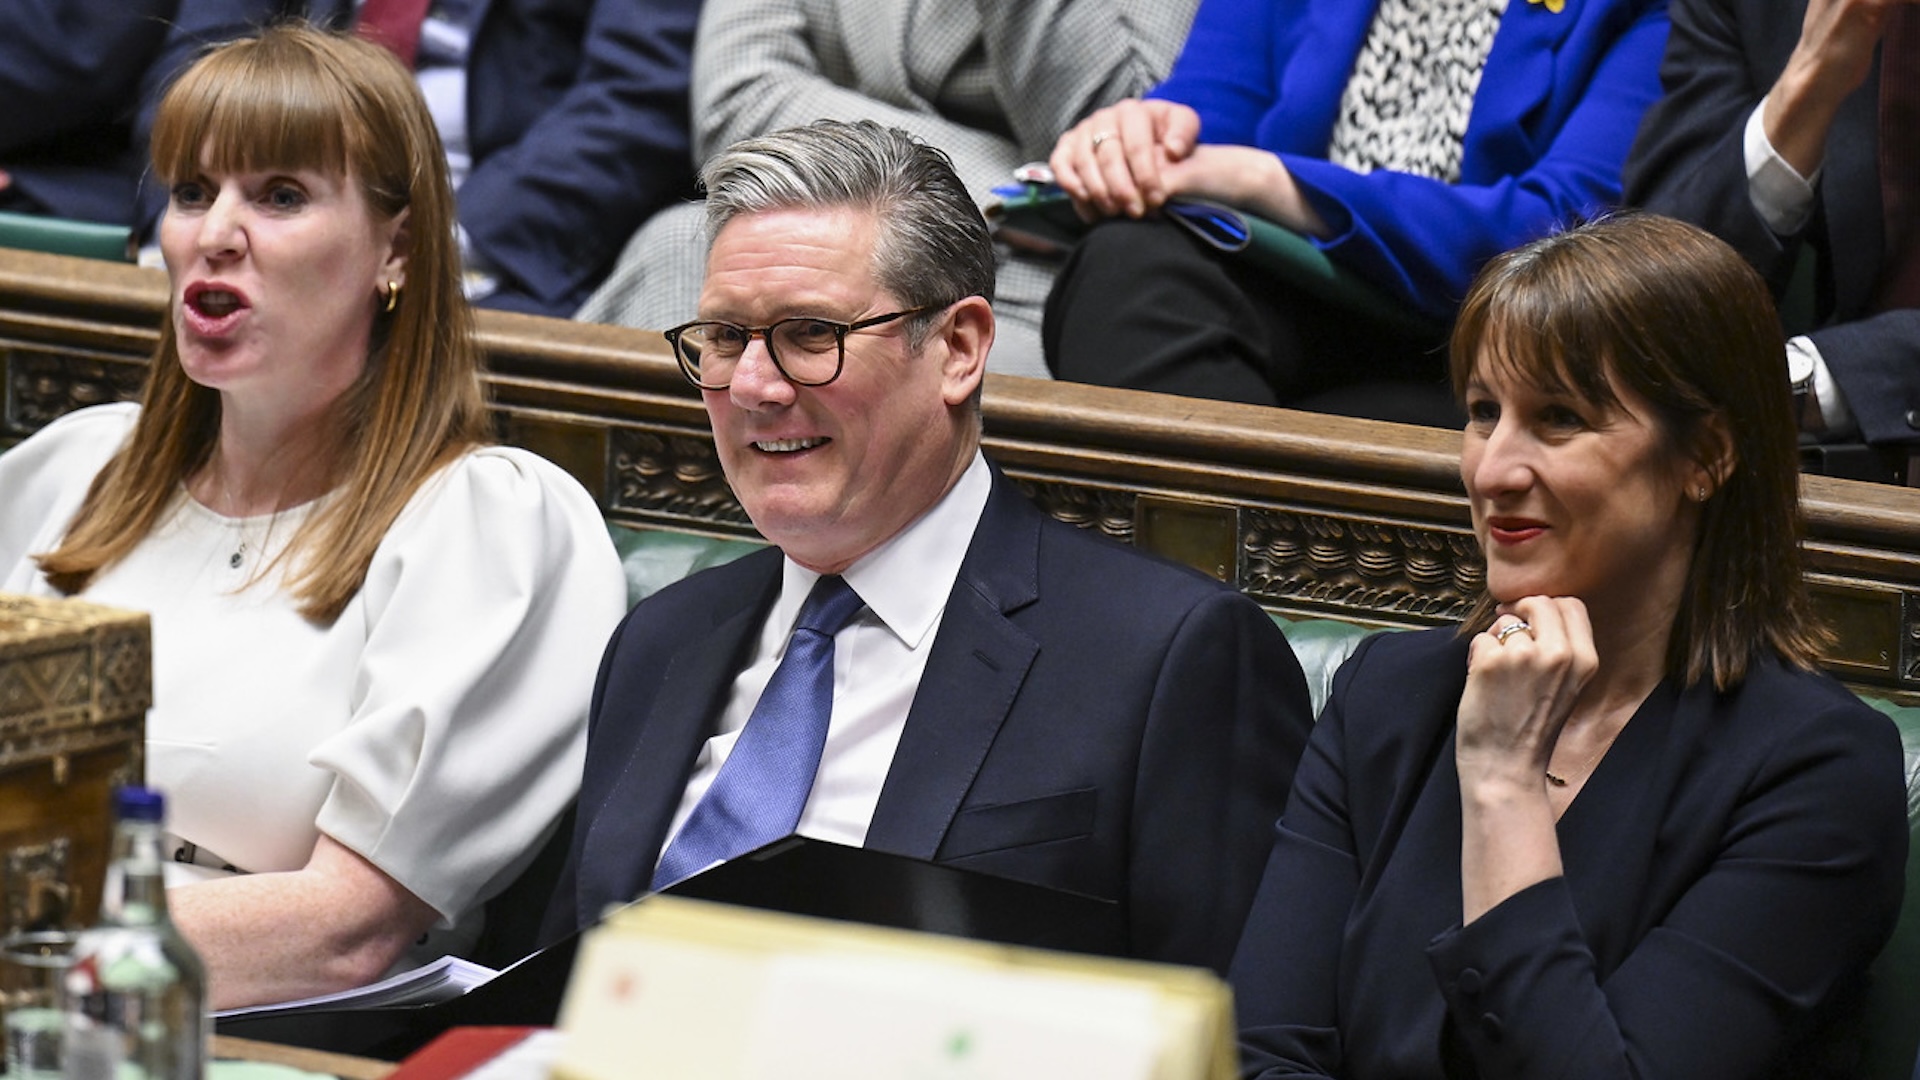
[215,837,1123,1060]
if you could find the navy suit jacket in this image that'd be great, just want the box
[1232,629,1907,1079]
[136,0,699,316]
[0,0,176,224]
[549,469,1313,974]
[1625,0,1920,445]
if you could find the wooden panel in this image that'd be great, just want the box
[5,247,1920,697]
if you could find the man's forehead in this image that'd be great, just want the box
[699,206,887,317]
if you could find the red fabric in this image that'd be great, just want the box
[356,0,434,68]
[385,1027,540,1079]
[1876,6,1920,310]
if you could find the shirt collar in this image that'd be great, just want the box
[775,451,991,650]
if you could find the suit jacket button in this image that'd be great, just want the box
[1907,409,1920,430]
[1479,1012,1505,1042]
[1456,968,1484,996]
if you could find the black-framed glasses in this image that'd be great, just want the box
[664,306,941,390]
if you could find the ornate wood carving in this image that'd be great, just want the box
[5,248,1920,695]
[608,427,754,534]
[1242,508,1480,623]
[1012,477,1136,544]
[4,347,145,434]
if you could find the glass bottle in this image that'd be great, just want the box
[61,787,208,1080]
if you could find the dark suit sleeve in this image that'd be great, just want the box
[1230,635,1375,1080]
[1421,694,1906,1079]
[1623,0,1791,282]
[0,0,176,153]
[1131,589,1312,975]
[458,0,700,315]
[1625,0,1920,445]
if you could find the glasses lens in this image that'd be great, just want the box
[771,319,844,385]
[678,323,747,386]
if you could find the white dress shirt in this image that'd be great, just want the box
[1743,98,1855,434]
[658,451,993,859]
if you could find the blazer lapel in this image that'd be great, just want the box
[864,471,1042,859]
[576,564,779,918]
[1462,0,1585,183]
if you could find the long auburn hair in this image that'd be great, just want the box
[36,23,490,623]
[1450,213,1825,690]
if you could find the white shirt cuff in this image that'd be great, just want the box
[1789,335,1857,435]
[1745,96,1820,237]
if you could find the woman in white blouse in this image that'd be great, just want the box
[0,25,626,1008]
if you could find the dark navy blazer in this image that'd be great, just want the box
[0,0,177,224]
[1232,628,1907,1078]
[135,0,700,316]
[548,468,1314,975]
[1626,0,1920,446]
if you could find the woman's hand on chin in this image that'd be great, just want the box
[1456,596,1598,791]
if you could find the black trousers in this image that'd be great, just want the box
[1042,216,1462,428]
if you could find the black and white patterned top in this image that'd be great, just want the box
[1327,0,1509,183]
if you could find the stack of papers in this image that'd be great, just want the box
[214,955,500,1020]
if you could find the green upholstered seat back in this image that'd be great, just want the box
[1863,699,1920,1079]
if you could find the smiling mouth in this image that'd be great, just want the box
[754,437,828,453]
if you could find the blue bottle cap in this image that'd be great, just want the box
[114,786,165,823]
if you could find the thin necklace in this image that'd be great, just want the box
[1546,722,1625,788]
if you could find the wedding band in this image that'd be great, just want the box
[1495,620,1534,645]
[1090,130,1115,150]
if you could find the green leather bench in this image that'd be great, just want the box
[607,521,1920,1079]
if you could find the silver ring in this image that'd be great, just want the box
[1090,130,1115,150]
[1495,620,1534,645]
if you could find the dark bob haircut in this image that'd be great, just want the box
[1449,212,1822,690]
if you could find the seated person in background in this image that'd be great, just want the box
[1231,213,1908,1078]
[135,0,701,317]
[546,119,1313,974]
[574,0,1199,379]
[1626,0,1920,457]
[0,0,177,225]
[0,25,628,1009]
[1042,0,1669,425]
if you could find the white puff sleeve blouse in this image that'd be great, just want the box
[0,402,628,949]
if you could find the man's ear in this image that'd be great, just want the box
[939,295,993,407]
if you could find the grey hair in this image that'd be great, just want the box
[701,119,996,347]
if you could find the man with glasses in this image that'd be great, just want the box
[545,119,1312,974]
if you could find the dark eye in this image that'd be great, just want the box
[1465,398,1499,426]
[698,323,751,356]
[1542,404,1588,431]
[782,319,843,352]
[169,181,210,210]
[263,184,308,211]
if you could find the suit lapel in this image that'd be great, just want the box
[1462,0,1585,182]
[577,560,780,917]
[864,472,1042,859]
[837,0,917,112]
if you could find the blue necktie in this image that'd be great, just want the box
[652,575,865,890]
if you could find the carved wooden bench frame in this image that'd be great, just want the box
[4,248,1918,699]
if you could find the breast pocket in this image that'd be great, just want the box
[938,788,1099,860]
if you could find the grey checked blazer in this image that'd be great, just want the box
[574,0,1198,379]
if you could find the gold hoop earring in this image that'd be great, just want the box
[383,279,400,314]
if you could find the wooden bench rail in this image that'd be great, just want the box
[5,247,1919,697]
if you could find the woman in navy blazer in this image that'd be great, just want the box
[1041,0,1669,417]
[1229,213,1908,1078]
